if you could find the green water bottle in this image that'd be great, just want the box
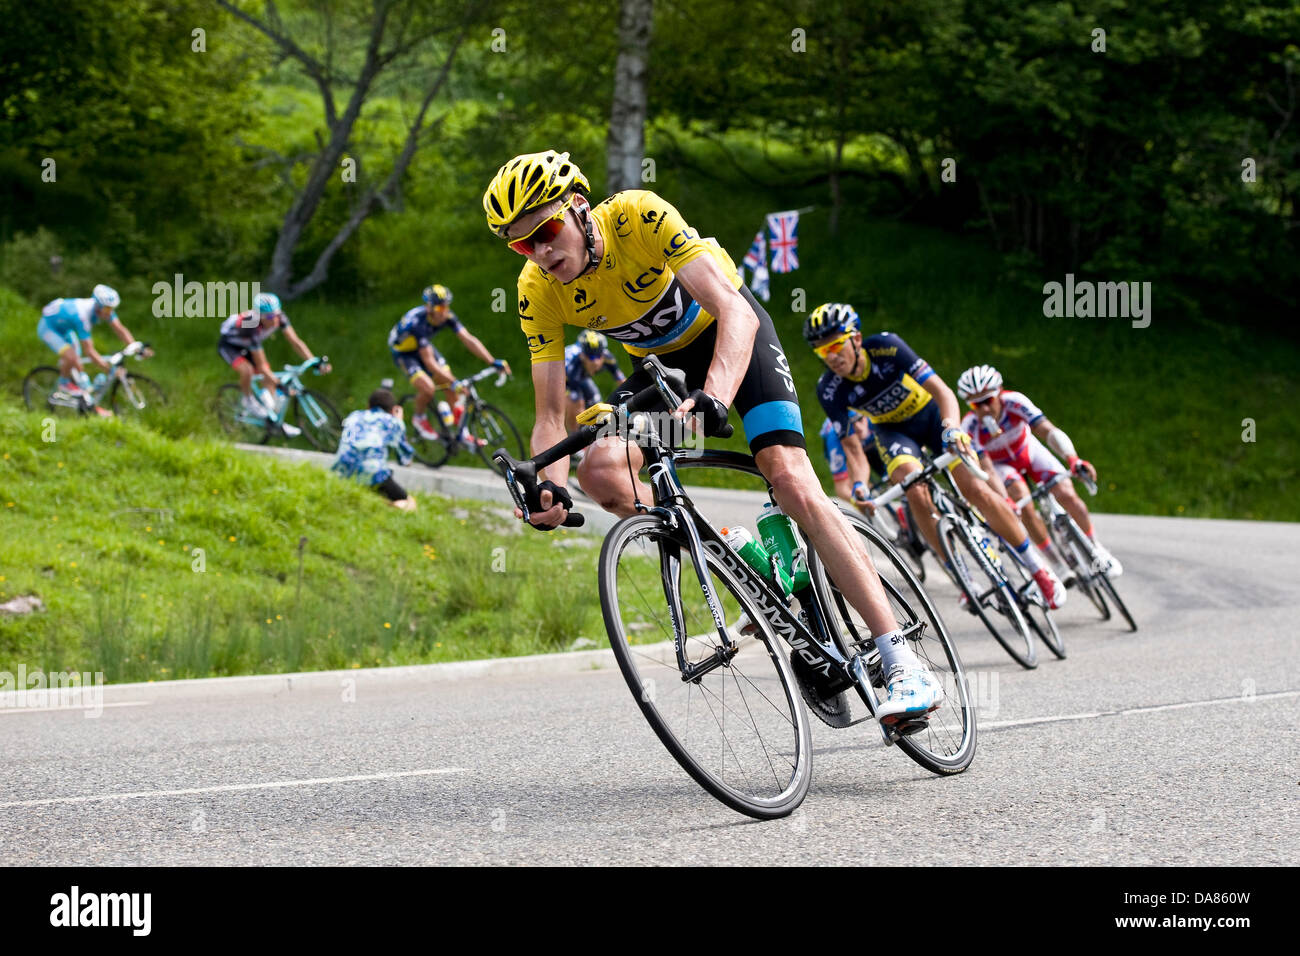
[757,502,811,590]
[721,526,793,596]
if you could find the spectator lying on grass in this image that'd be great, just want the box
[331,388,418,511]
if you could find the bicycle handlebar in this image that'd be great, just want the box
[869,447,988,506]
[493,358,702,531]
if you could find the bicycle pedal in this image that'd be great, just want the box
[893,718,930,737]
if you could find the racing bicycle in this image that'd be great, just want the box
[23,341,165,417]
[1032,472,1136,631]
[400,365,524,477]
[493,355,976,820]
[215,356,342,451]
[872,451,1045,669]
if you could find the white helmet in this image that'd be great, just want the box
[92,284,120,309]
[956,364,1002,400]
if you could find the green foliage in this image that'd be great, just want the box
[0,402,603,681]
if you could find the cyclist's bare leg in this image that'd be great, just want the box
[890,459,944,556]
[431,364,457,407]
[234,356,257,398]
[57,346,84,382]
[565,397,584,434]
[1005,475,1050,546]
[952,463,1033,544]
[755,444,897,637]
[1052,479,1095,536]
[411,370,437,416]
[575,435,651,518]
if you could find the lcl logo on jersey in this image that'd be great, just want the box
[622,265,667,303]
[615,212,631,237]
[661,229,691,260]
[525,332,551,354]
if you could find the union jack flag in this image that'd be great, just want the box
[741,231,765,270]
[766,210,800,273]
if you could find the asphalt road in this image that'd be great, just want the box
[2,478,1296,864]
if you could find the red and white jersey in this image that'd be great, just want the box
[960,390,1045,462]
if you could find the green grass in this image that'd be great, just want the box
[0,402,604,683]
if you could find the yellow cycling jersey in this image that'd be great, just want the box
[517,189,740,363]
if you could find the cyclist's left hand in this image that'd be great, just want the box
[941,425,972,457]
[1070,457,1097,482]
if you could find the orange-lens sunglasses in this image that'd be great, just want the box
[812,332,854,359]
[507,199,573,255]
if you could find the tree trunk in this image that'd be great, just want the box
[606,0,653,194]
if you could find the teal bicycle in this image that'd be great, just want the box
[23,341,166,417]
[216,356,342,451]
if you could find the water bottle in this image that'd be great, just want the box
[978,531,1002,568]
[756,502,811,591]
[721,526,793,596]
[91,372,107,391]
[435,400,455,429]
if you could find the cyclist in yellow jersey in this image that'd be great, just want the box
[482,150,945,728]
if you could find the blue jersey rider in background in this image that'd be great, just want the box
[563,329,626,437]
[331,388,418,511]
[388,283,511,445]
[38,284,152,416]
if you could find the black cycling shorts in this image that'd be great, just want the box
[375,475,408,501]
[218,338,259,368]
[873,401,946,478]
[608,285,805,455]
[392,348,447,382]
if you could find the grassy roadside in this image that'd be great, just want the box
[0,402,605,683]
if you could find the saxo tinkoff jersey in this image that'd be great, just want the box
[815,332,935,435]
[516,190,740,363]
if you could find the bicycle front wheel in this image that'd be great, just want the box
[1000,542,1066,659]
[397,395,450,468]
[809,507,976,774]
[215,384,269,444]
[1052,516,1110,619]
[23,367,83,416]
[938,516,1037,669]
[1096,572,1137,632]
[293,389,343,452]
[109,374,167,416]
[599,513,812,820]
[468,403,525,476]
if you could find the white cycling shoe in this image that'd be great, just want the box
[1092,542,1123,577]
[877,663,943,725]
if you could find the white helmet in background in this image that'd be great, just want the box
[956,364,1003,401]
[92,284,120,309]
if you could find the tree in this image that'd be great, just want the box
[606,0,653,193]
[214,0,492,299]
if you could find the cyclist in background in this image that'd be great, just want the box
[820,409,883,506]
[807,302,1067,609]
[957,364,1121,576]
[563,329,626,436]
[37,284,151,416]
[218,292,330,436]
[388,284,511,445]
[331,388,418,511]
[483,149,947,729]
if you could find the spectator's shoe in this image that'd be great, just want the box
[1031,567,1067,610]
[789,649,853,729]
[877,663,943,726]
[412,414,438,440]
[1091,542,1123,577]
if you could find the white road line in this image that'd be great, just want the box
[0,768,469,809]
[0,701,151,716]
[983,689,1300,731]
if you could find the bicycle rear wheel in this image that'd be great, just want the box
[1000,542,1066,659]
[398,395,451,468]
[109,374,167,416]
[293,389,343,452]
[23,367,83,416]
[938,515,1037,669]
[468,402,524,476]
[215,384,269,444]
[599,513,812,820]
[809,508,976,774]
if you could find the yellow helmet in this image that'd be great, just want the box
[483,150,590,238]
